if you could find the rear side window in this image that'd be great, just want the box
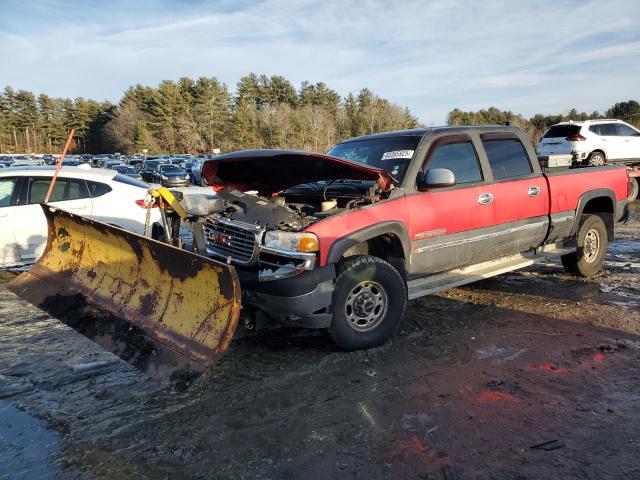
[589,125,601,135]
[113,174,149,188]
[543,125,580,138]
[29,179,55,203]
[425,141,483,184]
[617,124,640,137]
[87,181,112,198]
[27,177,90,204]
[482,139,532,180]
[0,177,18,207]
[68,179,90,200]
[598,123,618,136]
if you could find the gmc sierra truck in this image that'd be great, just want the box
[198,126,631,350]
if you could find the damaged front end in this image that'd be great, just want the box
[199,150,393,281]
[202,190,319,281]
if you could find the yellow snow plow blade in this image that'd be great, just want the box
[8,204,241,383]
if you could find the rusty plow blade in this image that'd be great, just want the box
[8,204,241,384]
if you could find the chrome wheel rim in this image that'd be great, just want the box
[344,280,388,332]
[583,229,600,263]
[589,154,605,166]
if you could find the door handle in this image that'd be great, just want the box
[68,205,88,211]
[528,186,541,197]
[0,211,7,218]
[478,193,493,205]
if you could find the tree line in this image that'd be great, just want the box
[446,101,640,142]
[2,75,638,155]
[0,74,418,154]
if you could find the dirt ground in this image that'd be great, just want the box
[1,203,640,480]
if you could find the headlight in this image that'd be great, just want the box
[264,231,319,253]
[161,175,168,180]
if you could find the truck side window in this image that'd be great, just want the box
[424,142,483,184]
[482,139,532,180]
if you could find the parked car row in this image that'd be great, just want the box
[0,153,214,188]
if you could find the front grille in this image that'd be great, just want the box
[204,217,260,265]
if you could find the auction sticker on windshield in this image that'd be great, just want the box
[381,150,414,160]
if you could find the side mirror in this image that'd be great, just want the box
[417,168,456,191]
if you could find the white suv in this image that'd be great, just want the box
[537,119,640,166]
[0,166,162,267]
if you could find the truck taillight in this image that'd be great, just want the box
[566,134,586,141]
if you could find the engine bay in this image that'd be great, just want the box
[213,181,386,231]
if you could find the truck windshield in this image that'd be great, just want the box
[327,136,421,183]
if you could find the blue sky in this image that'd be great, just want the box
[1,0,639,124]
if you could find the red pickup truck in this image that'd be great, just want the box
[199,126,631,350]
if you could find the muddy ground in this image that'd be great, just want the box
[1,203,640,480]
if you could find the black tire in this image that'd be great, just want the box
[329,255,407,350]
[587,151,606,166]
[561,214,608,277]
[628,178,639,202]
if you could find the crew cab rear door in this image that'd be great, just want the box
[479,133,550,254]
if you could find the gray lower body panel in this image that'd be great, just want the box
[409,216,550,276]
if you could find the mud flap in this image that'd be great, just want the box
[8,204,241,384]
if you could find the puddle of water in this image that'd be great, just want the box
[599,284,640,308]
[607,299,640,308]
[0,402,61,480]
[608,240,640,255]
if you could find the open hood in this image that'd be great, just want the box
[201,150,393,192]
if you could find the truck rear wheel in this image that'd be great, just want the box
[329,255,407,350]
[628,178,639,202]
[561,214,608,277]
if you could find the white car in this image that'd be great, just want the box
[537,119,640,166]
[0,166,163,267]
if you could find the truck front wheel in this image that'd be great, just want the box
[561,214,608,277]
[329,255,407,350]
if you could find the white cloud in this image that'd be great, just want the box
[1,0,639,123]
